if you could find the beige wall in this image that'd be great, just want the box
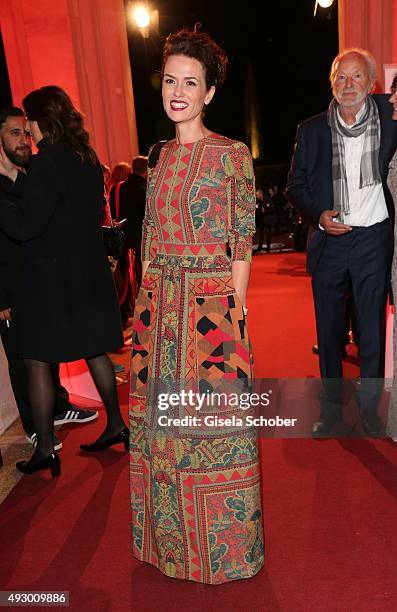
[0,340,18,435]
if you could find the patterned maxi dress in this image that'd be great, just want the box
[129,133,265,584]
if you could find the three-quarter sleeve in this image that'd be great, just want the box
[141,149,158,261]
[225,142,256,262]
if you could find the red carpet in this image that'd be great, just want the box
[248,252,360,378]
[1,253,397,611]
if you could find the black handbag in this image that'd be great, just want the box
[102,223,124,260]
[102,141,165,258]
[102,181,125,260]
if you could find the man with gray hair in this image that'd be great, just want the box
[287,48,397,437]
[109,155,148,326]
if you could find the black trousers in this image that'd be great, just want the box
[312,220,393,418]
[256,218,276,252]
[344,292,360,346]
[0,320,71,434]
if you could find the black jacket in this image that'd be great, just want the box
[109,173,146,253]
[287,94,397,272]
[0,175,21,312]
[0,139,123,361]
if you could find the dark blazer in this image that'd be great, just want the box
[109,173,146,253]
[287,94,397,273]
[0,140,123,362]
[0,176,21,312]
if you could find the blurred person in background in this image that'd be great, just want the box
[386,73,397,441]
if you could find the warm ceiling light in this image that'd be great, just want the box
[132,5,151,29]
[314,0,334,16]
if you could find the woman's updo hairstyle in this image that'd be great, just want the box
[162,26,228,90]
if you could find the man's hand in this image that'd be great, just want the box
[0,143,18,182]
[319,210,352,235]
[108,256,118,273]
[0,308,12,321]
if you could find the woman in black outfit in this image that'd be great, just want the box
[0,86,128,476]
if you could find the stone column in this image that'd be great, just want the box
[0,0,138,166]
[338,0,397,91]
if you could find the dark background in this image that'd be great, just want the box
[0,1,338,187]
[125,0,339,185]
[0,32,12,110]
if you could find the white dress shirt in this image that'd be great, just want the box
[337,104,388,227]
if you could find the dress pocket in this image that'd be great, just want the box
[130,283,156,398]
[195,289,252,386]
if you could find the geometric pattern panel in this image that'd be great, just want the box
[129,429,264,584]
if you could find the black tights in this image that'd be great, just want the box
[25,354,125,460]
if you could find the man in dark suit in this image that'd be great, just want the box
[110,155,147,271]
[109,155,147,326]
[287,49,397,438]
[0,107,98,449]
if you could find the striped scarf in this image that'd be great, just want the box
[327,96,381,217]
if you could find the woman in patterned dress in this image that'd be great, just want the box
[129,28,264,584]
[387,75,397,441]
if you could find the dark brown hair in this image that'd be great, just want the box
[132,155,148,176]
[22,86,97,164]
[0,107,24,131]
[391,73,397,94]
[162,28,228,90]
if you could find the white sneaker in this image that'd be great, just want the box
[26,432,63,451]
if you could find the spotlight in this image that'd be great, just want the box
[132,5,151,28]
[127,3,158,38]
[314,0,334,16]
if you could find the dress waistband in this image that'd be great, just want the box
[156,243,227,257]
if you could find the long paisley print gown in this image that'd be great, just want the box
[129,133,264,584]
